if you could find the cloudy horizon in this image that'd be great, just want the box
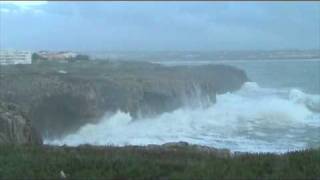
[0,1,319,52]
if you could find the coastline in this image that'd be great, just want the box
[152,58,320,66]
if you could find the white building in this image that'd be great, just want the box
[36,51,78,60]
[0,50,32,65]
[60,52,77,59]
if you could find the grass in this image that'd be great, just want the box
[0,145,319,179]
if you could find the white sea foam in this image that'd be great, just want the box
[45,82,320,153]
[289,89,320,112]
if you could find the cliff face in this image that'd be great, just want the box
[0,102,42,144]
[0,61,248,138]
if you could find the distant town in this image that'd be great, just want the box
[0,49,319,65]
[0,50,90,65]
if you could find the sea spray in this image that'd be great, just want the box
[46,82,320,153]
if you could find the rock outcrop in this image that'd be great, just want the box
[0,61,248,138]
[0,102,42,144]
[159,141,231,157]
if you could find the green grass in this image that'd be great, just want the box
[0,145,319,179]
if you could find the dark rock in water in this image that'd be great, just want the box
[146,141,231,158]
[305,100,320,113]
[0,61,248,138]
[0,102,42,145]
[162,141,190,148]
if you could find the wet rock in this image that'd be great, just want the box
[151,142,232,158]
[0,102,42,145]
[162,141,189,148]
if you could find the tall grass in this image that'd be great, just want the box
[0,145,319,179]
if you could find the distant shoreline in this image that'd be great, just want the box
[88,49,320,62]
[151,58,320,65]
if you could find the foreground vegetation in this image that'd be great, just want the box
[0,145,319,179]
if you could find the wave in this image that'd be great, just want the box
[45,82,320,153]
[289,88,320,112]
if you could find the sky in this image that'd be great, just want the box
[0,1,319,52]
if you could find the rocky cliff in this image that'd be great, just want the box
[0,61,248,138]
[0,102,42,144]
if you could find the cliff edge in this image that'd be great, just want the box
[0,61,248,138]
[0,102,42,144]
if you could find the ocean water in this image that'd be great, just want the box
[46,59,320,153]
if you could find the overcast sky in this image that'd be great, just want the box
[0,1,319,52]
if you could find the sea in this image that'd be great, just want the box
[46,59,320,153]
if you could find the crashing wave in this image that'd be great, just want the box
[45,82,320,153]
[289,89,320,112]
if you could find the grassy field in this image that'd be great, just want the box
[0,145,319,179]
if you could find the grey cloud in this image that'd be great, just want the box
[0,2,319,51]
